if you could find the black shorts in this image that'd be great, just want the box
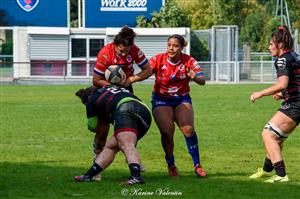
[112,101,151,140]
[279,101,300,125]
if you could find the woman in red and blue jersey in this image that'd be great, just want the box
[93,26,152,93]
[150,34,206,177]
[250,25,300,183]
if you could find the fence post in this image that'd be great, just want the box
[216,62,219,82]
[260,56,263,82]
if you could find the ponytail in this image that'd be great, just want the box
[271,25,293,50]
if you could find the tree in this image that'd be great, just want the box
[1,38,13,55]
[70,0,78,27]
[136,0,209,61]
[175,0,217,29]
[217,0,245,27]
[136,0,191,28]
[240,11,264,51]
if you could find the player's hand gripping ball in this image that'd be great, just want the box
[104,65,126,84]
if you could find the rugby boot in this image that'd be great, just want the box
[265,175,289,183]
[194,164,207,177]
[168,165,179,177]
[123,176,145,185]
[249,168,273,179]
[74,175,93,182]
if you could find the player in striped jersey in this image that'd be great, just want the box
[250,25,300,183]
[74,85,151,185]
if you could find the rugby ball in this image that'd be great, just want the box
[104,65,126,84]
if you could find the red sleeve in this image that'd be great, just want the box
[131,45,148,68]
[149,55,158,73]
[188,56,204,77]
[94,46,111,76]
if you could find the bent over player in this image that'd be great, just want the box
[250,25,300,183]
[75,85,151,185]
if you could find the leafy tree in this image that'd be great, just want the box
[190,32,210,61]
[70,0,78,27]
[217,0,245,27]
[240,11,264,51]
[136,0,191,28]
[176,0,218,29]
[1,38,13,55]
[136,0,209,60]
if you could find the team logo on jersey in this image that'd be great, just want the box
[16,0,39,12]
[126,55,132,63]
[179,64,185,71]
[277,57,286,70]
[161,65,167,70]
[170,74,176,80]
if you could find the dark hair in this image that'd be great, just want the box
[113,26,136,47]
[75,86,97,105]
[271,25,293,50]
[168,34,186,48]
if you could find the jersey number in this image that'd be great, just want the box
[107,87,129,94]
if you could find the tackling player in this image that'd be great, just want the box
[249,25,300,183]
[74,85,151,185]
[88,26,151,180]
[149,34,206,178]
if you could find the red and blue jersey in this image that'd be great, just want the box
[94,43,148,78]
[150,52,204,97]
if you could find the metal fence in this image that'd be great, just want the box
[199,61,276,83]
[0,61,276,84]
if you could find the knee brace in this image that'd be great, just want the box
[264,122,288,139]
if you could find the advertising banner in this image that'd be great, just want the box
[84,0,163,27]
[1,0,68,27]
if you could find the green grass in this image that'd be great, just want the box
[0,84,300,199]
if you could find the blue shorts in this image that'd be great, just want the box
[151,92,192,111]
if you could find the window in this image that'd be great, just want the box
[90,39,104,57]
[31,60,67,76]
[71,39,86,57]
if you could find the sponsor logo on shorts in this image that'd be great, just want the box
[281,103,290,110]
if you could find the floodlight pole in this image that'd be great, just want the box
[275,0,291,31]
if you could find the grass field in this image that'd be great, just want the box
[1,84,300,199]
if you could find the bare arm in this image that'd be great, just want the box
[93,74,109,88]
[250,75,289,102]
[186,68,205,85]
[123,62,153,87]
[93,118,110,155]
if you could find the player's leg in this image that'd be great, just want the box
[175,102,206,177]
[113,101,150,184]
[75,136,119,182]
[153,106,178,177]
[116,131,145,184]
[262,111,296,182]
